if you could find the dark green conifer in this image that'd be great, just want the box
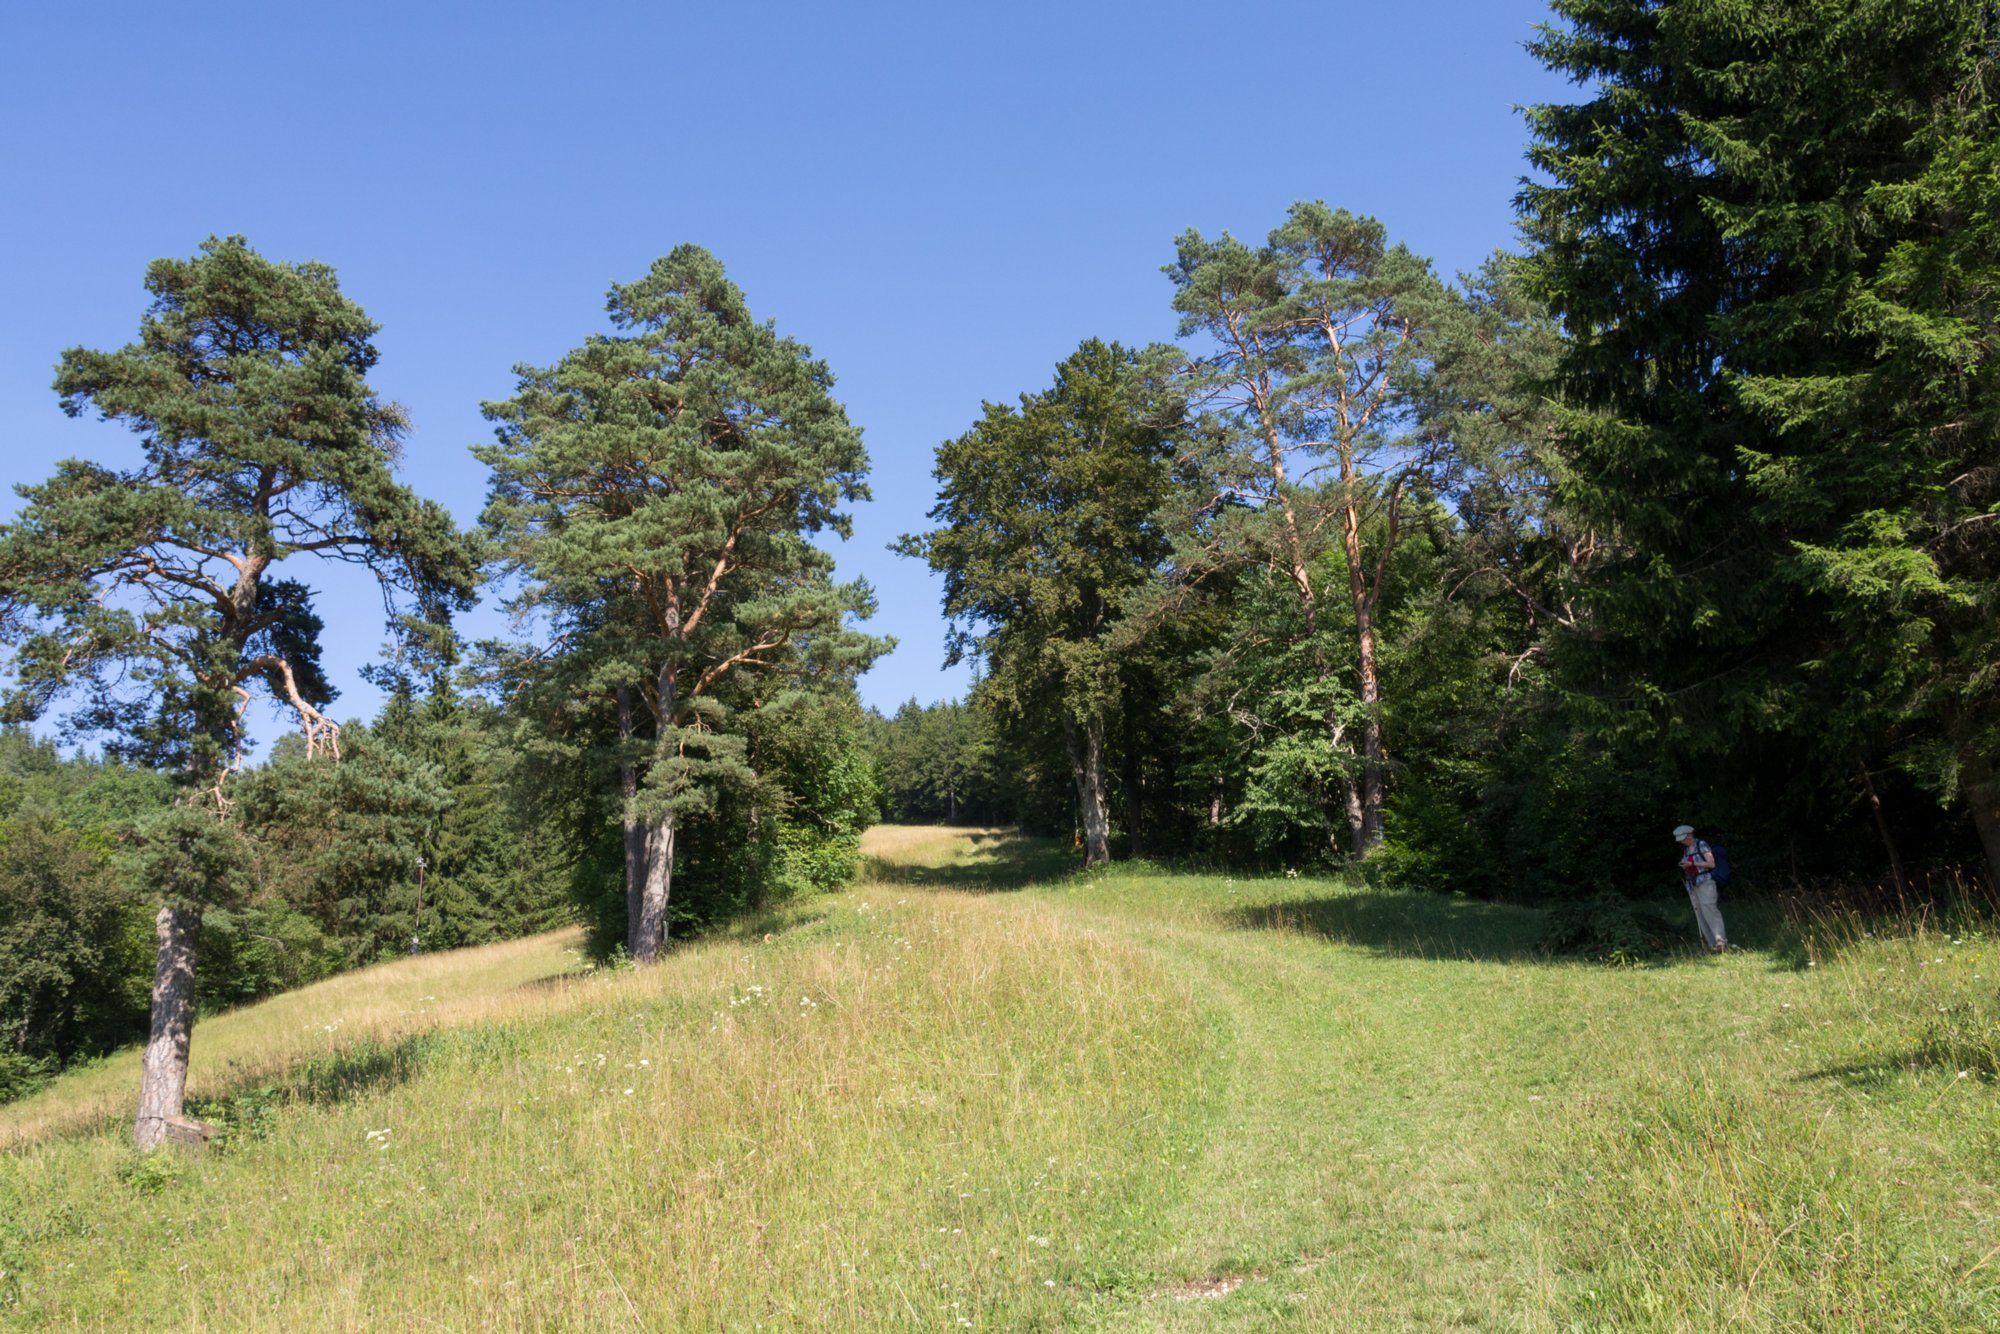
[898,340,1179,865]
[1522,0,2000,880]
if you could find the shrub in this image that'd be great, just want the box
[1539,893,1680,963]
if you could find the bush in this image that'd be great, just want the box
[1539,893,1681,963]
[0,811,148,1096]
[0,1052,55,1104]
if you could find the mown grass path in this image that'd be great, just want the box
[875,828,1999,1330]
[2,826,1995,1330]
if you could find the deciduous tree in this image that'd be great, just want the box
[899,340,1179,865]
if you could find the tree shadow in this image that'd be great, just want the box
[1217,891,1557,963]
[860,831,1079,893]
[185,1033,434,1143]
[722,910,833,942]
[514,969,598,992]
[1803,1045,1996,1090]
[1222,888,1817,970]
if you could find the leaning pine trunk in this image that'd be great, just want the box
[633,813,677,964]
[1348,576,1387,858]
[1856,761,1910,897]
[1319,705,1364,853]
[1355,672,1385,857]
[133,905,199,1149]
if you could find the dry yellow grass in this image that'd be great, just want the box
[0,826,1025,1150]
[0,929,589,1149]
[0,849,1210,1329]
[858,824,996,861]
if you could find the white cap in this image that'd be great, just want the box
[1672,824,1695,839]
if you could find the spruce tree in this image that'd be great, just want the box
[1522,0,2000,881]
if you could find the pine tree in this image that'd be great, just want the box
[478,246,884,961]
[1166,203,1453,855]
[0,237,474,1145]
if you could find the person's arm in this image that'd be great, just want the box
[1693,842,1716,873]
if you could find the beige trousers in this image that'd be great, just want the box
[1686,875,1726,951]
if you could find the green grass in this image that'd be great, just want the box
[3,828,1997,1330]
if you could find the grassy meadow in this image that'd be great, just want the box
[2,826,1996,1330]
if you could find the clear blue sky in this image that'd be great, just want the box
[1,0,1572,742]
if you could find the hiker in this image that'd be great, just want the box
[1674,824,1727,953]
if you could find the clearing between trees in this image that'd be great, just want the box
[2,826,1994,1329]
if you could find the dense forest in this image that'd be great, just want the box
[3,0,1996,1142]
[893,0,2000,897]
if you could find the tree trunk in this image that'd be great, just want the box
[1966,754,2000,894]
[1855,760,1909,898]
[633,813,677,963]
[1062,714,1111,866]
[1354,619,1385,856]
[1342,779,1366,858]
[1342,521,1387,856]
[1122,708,1144,858]
[133,905,199,1149]
[617,687,646,954]
[633,659,680,963]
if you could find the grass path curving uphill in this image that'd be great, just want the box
[2,826,1995,1330]
[869,827,2000,1330]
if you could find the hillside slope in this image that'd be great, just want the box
[3,826,1995,1330]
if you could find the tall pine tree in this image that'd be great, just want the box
[478,246,883,960]
[1166,204,1453,855]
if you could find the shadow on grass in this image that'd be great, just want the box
[1219,890,1554,962]
[1804,1046,1997,1090]
[1806,1004,2000,1088]
[1227,887,1819,970]
[185,1033,435,1144]
[860,830,1079,893]
[514,968,602,992]
[724,910,833,942]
